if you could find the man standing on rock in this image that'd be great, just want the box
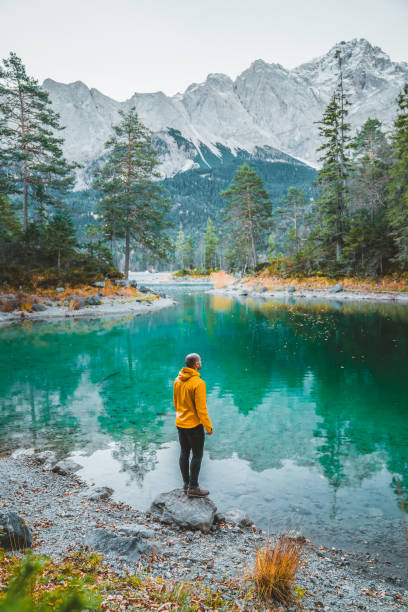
[173,353,213,498]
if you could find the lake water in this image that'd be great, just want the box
[1,287,407,561]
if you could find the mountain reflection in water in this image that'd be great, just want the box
[0,292,407,559]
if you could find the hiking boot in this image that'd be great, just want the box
[187,486,209,498]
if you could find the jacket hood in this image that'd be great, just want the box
[178,367,200,382]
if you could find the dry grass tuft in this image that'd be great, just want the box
[249,534,306,605]
[68,298,81,311]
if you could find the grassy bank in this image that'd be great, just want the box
[0,281,159,316]
[0,549,251,611]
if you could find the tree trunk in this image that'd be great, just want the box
[57,248,61,274]
[246,188,257,268]
[124,225,130,279]
[336,240,341,262]
[294,202,298,252]
[18,85,28,232]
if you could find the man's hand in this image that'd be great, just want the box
[207,429,213,435]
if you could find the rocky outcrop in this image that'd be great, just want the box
[87,525,155,561]
[0,510,32,550]
[52,459,82,476]
[215,509,253,528]
[80,486,113,501]
[150,489,217,532]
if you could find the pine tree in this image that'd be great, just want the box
[183,236,195,270]
[221,163,272,270]
[44,213,77,274]
[386,83,408,268]
[175,228,186,269]
[0,193,22,281]
[274,187,307,256]
[310,49,352,270]
[0,52,76,231]
[203,218,218,271]
[94,107,171,278]
[344,118,393,274]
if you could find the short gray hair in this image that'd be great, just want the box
[185,353,200,368]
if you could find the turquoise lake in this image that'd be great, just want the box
[1,288,407,560]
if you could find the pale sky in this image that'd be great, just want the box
[1,0,407,100]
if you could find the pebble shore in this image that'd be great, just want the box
[0,294,176,326]
[1,455,407,611]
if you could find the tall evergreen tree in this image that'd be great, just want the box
[183,236,195,270]
[386,83,408,268]
[0,52,76,231]
[344,118,393,274]
[203,218,218,270]
[94,107,171,278]
[0,193,22,281]
[175,228,186,269]
[274,187,307,256]
[44,213,78,274]
[221,163,272,270]
[309,49,352,270]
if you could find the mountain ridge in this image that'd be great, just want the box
[42,38,408,190]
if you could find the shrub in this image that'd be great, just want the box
[0,553,99,611]
[249,534,306,605]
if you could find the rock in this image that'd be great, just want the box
[0,510,32,550]
[52,459,82,476]
[32,303,47,312]
[35,450,57,466]
[288,285,296,293]
[92,281,105,288]
[239,291,248,296]
[85,296,101,306]
[10,448,56,467]
[45,301,53,307]
[87,527,155,561]
[284,529,306,542]
[150,489,216,532]
[56,287,65,293]
[11,447,36,460]
[129,280,138,288]
[97,291,104,297]
[138,285,150,293]
[330,283,343,293]
[115,290,123,296]
[117,524,155,538]
[215,509,253,528]
[68,295,86,308]
[80,486,113,501]
[5,293,15,300]
[115,279,129,287]
[260,286,268,293]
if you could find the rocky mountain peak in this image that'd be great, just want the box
[42,38,408,183]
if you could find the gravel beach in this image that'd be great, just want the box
[1,455,407,611]
[0,294,176,327]
[209,284,408,304]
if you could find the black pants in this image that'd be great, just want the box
[177,424,204,488]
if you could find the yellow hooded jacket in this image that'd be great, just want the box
[173,367,213,433]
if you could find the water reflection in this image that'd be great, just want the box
[0,294,407,553]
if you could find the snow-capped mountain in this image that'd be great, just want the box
[43,38,408,186]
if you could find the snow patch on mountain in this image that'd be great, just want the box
[42,38,408,186]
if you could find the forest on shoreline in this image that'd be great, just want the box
[1,50,408,291]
